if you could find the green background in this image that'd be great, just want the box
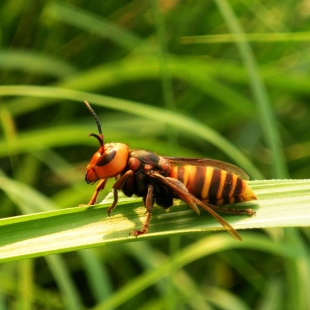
[0,1,310,309]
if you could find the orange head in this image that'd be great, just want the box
[84,101,129,183]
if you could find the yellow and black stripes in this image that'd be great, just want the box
[170,165,256,205]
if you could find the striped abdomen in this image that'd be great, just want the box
[170,165,257,205]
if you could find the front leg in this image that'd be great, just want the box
[87,179,107,205]
[131,184,154,236]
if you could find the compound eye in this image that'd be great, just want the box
[96,149,116,166]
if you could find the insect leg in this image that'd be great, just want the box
[87,179,107,205]
[131,184,154,236]
[203,203,256,216]
[108,170,134,215]
[145,184,154,213]
[131,212,152,236]
[107,188,119,216]
[150,172,242,241]
[112,170,134,190]
[165,177,200,215]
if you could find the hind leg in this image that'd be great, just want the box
[203,202,255,216]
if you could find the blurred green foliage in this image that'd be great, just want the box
[0,0,310,309]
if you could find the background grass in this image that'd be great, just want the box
[0,1,310,309]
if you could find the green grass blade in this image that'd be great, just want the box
[93,233,298,310]
[78,249,112,302]
[0,50,77,77]
[284,229,310,310]
[151,0,177,150]
[45,255,83,310]
[16,259,33,310]
[2,55,256,117]
[46,2,144,50]
[0,174,309,263]
[214,0,288,178]
[181,32,310,44]
[0,85,262,178]
[203,286,251,310]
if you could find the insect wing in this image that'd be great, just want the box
[151,172,242,241]
[165,157,249,180]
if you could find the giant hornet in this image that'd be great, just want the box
[84,101,257,241]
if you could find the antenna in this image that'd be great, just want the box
[84,101,104,147]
